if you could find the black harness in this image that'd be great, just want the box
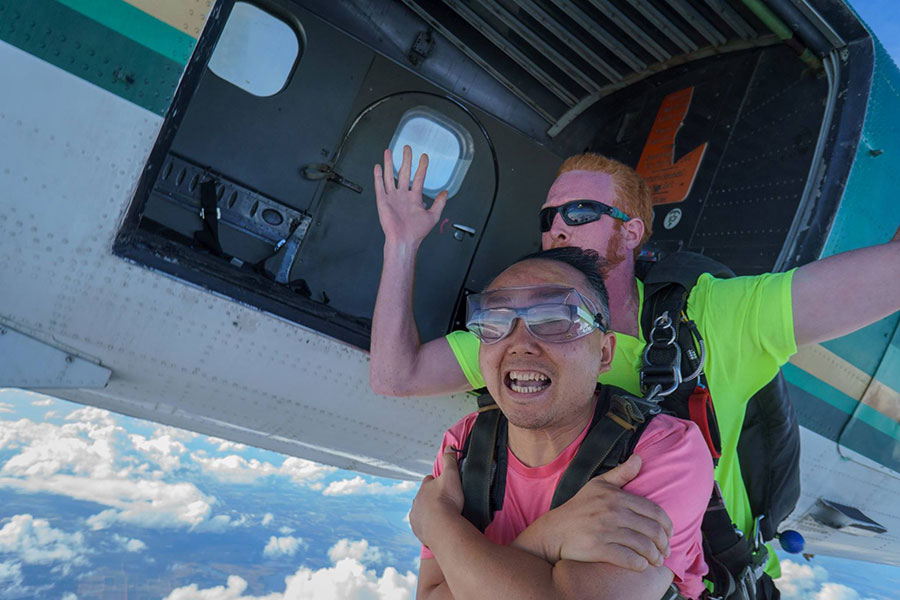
[459,386,656,532]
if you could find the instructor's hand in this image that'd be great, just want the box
[374,146,448,248]
[536,455,672,570]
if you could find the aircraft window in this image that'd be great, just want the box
[389,106,475,199]
[208,2,300,97]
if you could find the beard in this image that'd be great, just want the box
[602,223,628,272]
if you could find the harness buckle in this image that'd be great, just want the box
[641,311,684,398]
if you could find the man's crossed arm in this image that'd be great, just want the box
[411,452,675,600]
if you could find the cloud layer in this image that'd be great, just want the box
[0,514,88,573]
[165,538,416,600]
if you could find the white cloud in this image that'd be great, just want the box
[279,527,295,535]
[279,457,336,486]
[208,437,247,453]
[322,477,416,497]
[816,583,864,600]
[31,398,53,407]
[163,575,281,600]
[195,513,251,533]
[280,558,416,600]
[190,454,335,487]
[262,513,274,526]
[0,515,88,571]
[0,407,219,531]
[779,560,830,600]
[0,560,24,590]
[112,534,147,553]
[327,539,383,566]
[130,429,188,471]
[61,594,78,600]
[779,560,877,600]
[163,539,416,600]
[190,453,279,484]
[72,478,213,530]
[263,536,305,559]
[1,406,123,478]
[0,402,13,413]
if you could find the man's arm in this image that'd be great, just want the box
[370,146,471,396]
[511,455,672,571]
[412,451,674,600]
[792,236,900,346]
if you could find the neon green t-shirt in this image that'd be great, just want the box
[446,270,797,576]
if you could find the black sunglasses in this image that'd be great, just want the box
[539,200,631,232]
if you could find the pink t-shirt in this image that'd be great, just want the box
[420,409,713,599]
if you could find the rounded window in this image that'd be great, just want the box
[208,2,301,97]
[388,106,475,199]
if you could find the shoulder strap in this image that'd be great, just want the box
[639,252,725,459]
[551,386,656,509]
[639,251,733,341]
[460,387,655,529]
[459,394,507,532]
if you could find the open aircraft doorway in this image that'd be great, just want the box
[115,1,508,350]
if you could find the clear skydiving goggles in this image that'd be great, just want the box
[465,284,607,345]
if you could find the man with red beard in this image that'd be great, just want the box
[410,247,713,599]
[370,146,900,581]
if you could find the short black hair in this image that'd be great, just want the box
[513,247,611,331]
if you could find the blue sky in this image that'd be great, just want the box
[3,2,900,599]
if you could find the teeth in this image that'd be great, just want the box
[509,371,548,382]
[507,371,550,394]
[510,383,546,394]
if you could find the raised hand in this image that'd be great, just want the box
[516,455,673,571]
[373,145,449,248]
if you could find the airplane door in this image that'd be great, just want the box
[294,91,496,344]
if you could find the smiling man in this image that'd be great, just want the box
[409,248,713,599]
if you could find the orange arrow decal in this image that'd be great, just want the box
[635,87,707,205]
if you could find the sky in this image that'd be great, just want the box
[3,2,900,599]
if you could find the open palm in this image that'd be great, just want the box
[374,145,449,247]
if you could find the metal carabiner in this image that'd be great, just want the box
[649,311,677,346]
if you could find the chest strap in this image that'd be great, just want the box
[460,387,654,531]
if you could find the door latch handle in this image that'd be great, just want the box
[452,223,476,241]
[301,163,363,194]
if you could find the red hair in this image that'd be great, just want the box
[557,154,653,255]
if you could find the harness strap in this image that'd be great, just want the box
[551,392,650,509]
[194,179,228,257]
[661,583,689,600]
[459,394,506,532]
[700,483,770,599]
[688,385,721,460]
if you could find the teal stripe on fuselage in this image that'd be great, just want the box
[783,363,900,443]
[784,363,858,415]
[789,380,900,473]
[784,363,900,441]
[0,0,183,116]
[56,0,196,65]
